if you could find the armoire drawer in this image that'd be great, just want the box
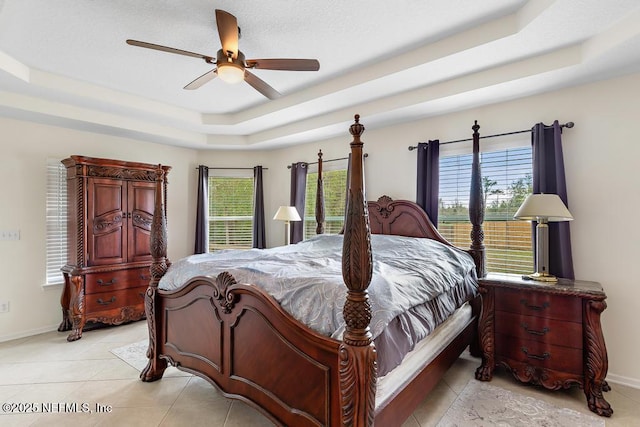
[495,287,581,322]
[85,286,147,313]
[85,268,151,294]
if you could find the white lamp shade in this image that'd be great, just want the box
[514,193,573,222]
[273,206,301,222]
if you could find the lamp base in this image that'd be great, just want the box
[284,221,291,246]
[522,272,558,283]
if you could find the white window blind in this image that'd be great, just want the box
[438,146,533,274]
[208,176,254,250]
[304,168,347,237]
[46,159,67,285]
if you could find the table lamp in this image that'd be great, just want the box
[273,206,301,245]
[514,193,573,282]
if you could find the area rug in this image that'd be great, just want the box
[437,380,604,427]
[111,340,148,371]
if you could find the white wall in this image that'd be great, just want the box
[0,118,197,340]
[1,71,638,387]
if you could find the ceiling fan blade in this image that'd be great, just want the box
[246,58,320,71]
[215,9,239,58]
[184,69,218,90]
[126,39,214,63]
[244,70,281,99]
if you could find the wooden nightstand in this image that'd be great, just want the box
[474,273,612,417]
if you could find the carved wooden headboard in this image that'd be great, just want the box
[367,195,452,247]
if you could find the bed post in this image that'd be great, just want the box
[316,149,326,234]
[468,120,486,278]
[140,164,168,382]
[340,115,376,427]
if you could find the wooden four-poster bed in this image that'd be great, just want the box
[141,115,487,426]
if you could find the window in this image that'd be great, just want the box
[45,159,67,285]
[304,167,348,237]
[438,146,533,274]
[208,175,254,250]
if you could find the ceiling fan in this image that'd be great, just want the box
[126,9,320,99]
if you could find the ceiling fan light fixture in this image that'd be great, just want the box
[126,10,319,97]
[217,63,244,84]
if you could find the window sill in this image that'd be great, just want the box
[42,282,63,289]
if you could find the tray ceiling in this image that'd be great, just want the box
[1,0,639,149]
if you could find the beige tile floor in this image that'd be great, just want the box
[0,320,638,426]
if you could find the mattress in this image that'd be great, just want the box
[375,302,473,409]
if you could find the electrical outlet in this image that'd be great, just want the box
[0,301,9,313]
[0,230,20,241]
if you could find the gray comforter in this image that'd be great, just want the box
[159,234,477,343]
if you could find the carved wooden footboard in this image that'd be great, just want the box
[141,115,485,426]
[154,274,343,425]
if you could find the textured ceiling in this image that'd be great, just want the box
[1,0,640,150]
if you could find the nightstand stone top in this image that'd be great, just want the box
[479,273,605,298]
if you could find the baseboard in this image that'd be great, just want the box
[0,323,60,343]
[607,373,640,390]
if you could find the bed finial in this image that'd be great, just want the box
[350,114,365,140]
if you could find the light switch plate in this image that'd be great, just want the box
[0,230,20,241]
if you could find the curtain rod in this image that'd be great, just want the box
[407,121,574,151]
[287,153,368,169]
[194,166,268,170]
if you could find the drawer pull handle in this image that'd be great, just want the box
[140,274,150,281]
[521,323,550,336]
[521,347,550,361]
[97,278,117,286]
[138,292,145,299]
[520,299,550,311]
[96,296,116,306]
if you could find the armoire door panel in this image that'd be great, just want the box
[88,178,126,266]
[92,228,125,262]
[127,181,156,262]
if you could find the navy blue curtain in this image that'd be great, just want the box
[194,165,209,254]
[289,162,307,244]
[253,166,266,249]
[532,121,574,279]
[416,140,440,225]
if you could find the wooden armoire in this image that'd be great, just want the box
[58,156,170,341]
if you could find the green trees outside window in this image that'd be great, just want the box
[439,147,533,274]
[304,169,347,238]
[208,176,254,250]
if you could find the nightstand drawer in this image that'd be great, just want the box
[495,311,582,349]
[495,288,581,321]
[495,334,583,375]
